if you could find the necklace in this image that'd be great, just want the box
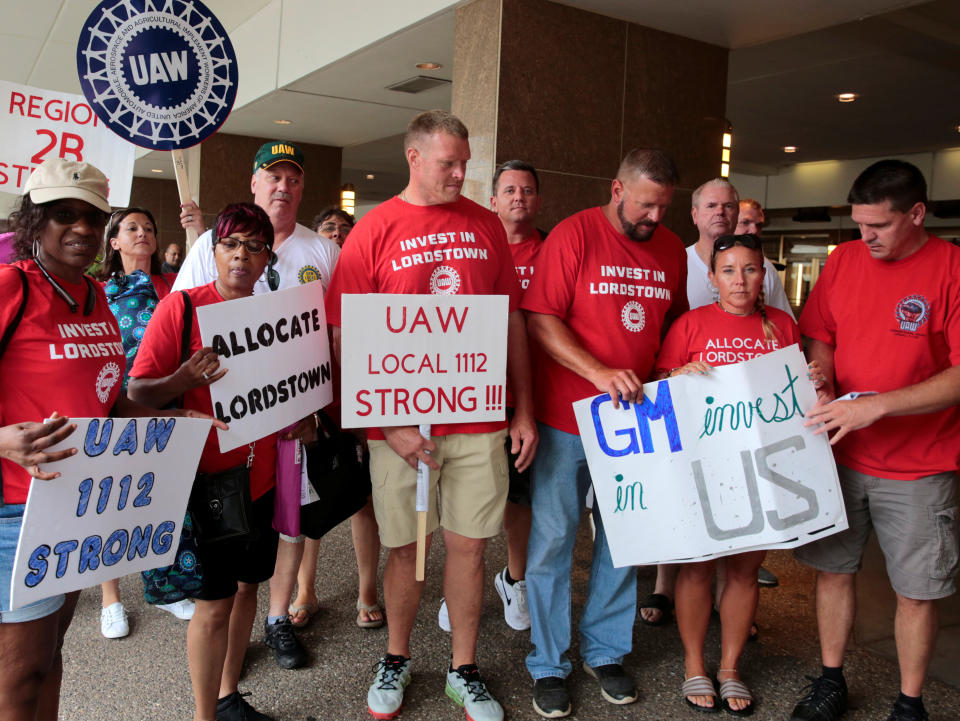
[715,301,754,317]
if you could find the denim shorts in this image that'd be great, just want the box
[0,504,66,623]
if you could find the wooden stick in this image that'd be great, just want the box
[171,149,199,250]
[415,511,427,581]
[415,423,431,581]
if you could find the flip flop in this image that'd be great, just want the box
[682,675,719,713]
[718,677,754,717]
[357,600,385,629]
[288,602,320,628]
[638,593,674,626]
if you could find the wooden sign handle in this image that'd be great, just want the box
[414,423,431,581]
[172,149,199,250]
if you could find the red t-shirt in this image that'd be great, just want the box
[655,303,800,374]
[506,232,543,408]
[326,195,522,439]
[799,236,960,479]
[130,283,277,499]
[522,207,688,433]
[510,232,543,293]
[0,261,125,503]
[151,273,177,301]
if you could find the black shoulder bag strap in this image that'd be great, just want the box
[167,290,194,410]
[0,267,30,507]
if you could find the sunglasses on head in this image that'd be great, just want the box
[48,204,109,228]
[713,234,762,254]
[216,236,269,254]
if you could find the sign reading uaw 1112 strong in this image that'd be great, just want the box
[340,294,508,427]
[574,346,847,566]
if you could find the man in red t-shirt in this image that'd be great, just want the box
[791,160,960,721]
[487,159,545,633]
[521,149,687,718]
[325,110,536,721]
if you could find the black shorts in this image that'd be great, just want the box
[504,410,531,506]
[194,489,279,601]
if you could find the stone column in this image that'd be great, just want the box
[453,0,728,243]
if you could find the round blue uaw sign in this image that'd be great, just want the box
[76,0,238,150]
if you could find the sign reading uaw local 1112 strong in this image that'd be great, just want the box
[340,294,508,428]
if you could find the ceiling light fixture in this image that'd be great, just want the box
[273,119,292,125]
[365,173,375,180]
[340,183,356,215]
[150,168,163,173]
[784,146,797,153]
[720,120,732,178]
[416,62,442,70]
[836,92,858,103]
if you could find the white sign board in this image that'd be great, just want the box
[10,417,209,609]
[340,294,508,428]
[197,283,333,451]
[573,346,847,566]
[0,80,134,206]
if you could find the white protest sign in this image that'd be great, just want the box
[0,80,134,206]
[573,346,847,566]
[10,416,209,610]
[340,294,508,428]
[197,283,333,452]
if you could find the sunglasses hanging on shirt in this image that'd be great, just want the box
[33,256,97,316]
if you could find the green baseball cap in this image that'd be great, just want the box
[253,141,305,174]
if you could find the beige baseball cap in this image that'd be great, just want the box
[23,158,111,213]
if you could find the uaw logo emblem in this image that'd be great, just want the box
[620,301,645,332]
[298,265,321,284]
[95,361,122,403]
[894,294,930,333]
[76,0,238,150]
[430,266,461,295]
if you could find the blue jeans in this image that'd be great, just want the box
[525,423,638,679]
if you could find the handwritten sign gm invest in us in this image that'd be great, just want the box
[10,417,209,610]
[76,0,237,150]
[340,294,509,428]
[572,346,847,567]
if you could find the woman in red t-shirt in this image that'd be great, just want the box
[0,158,219,721]
[128,203,281,721]
[654,235,820,716]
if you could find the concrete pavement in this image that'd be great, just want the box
[60,516,960,720]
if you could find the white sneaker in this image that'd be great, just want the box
[156,599,195,620]
[494,567,530,630]
[100,602,129,639]
[438,597,451,632]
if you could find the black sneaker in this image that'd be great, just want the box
[887,698,928,721]
[790,675,848,721]
[582,662,638,705]
[532,676,571,718]
[216,691,275,721]
[263,616,306,669]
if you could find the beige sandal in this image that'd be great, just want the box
[356,599,385,629]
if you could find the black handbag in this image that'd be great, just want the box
[299,411,371,540]
[189,448,256,544]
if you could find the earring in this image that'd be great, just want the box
[32,237,40,258]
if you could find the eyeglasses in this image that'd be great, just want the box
[713,234,762,254]
[216,236,268,254]
[319,222,352,236]
[48,205,109,228]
